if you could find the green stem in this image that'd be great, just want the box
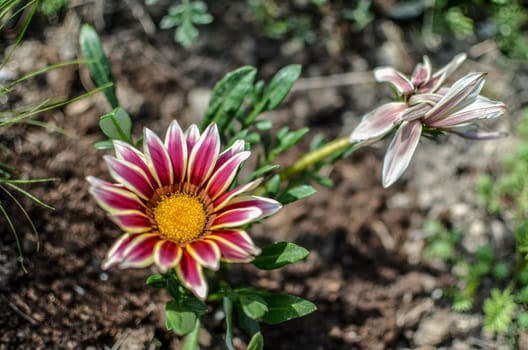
[278,136,354,181]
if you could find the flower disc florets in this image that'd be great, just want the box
[88,121,281,299]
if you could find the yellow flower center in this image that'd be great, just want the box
[153,192,208,244]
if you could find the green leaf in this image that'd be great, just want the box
[269,128,309,161]
[277,185,316,205]
[223,297,236,350]
[165,301,197,336]
[263,65,301,110]
[259,292,316,324]
[245,65,301,126]
[483,288,515,333]
[240,294,268,319]
[202,66,257,130]
[99,107,132,142]
[176,20,198,48]
[79,24,119,108]
[246,332,264,350]
[248,164,280,182]
[93,140,113,150]
[146,273,166,289]
[182,319,201,350]
[253,242,309,270]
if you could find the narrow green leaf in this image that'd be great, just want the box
[240,294,268,319]
[259,292,316,324]
[79,24,119,108]
[182,318,201,350]
[246,332,264,350]
[202,66,256,130]
[99,107,132,143]
[248,164,280,181]
[165,301,197,336]
[94,140,114,150]
[264,65,301,110]
[245,65,301,126]
[253,242,309,270]
[277,185,316,205]
[223,296,236,350]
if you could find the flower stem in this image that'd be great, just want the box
[279,136,354,181]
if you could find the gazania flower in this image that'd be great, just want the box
[350,53,506,188]
[88,122,281,299]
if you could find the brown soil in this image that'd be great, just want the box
[0,1,519,349]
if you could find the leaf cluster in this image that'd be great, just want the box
[147,242,315,349]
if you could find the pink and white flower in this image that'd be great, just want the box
[350,53,506,188]
[88,121,281,299]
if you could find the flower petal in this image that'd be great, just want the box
[102,233,135,270]
[411,56,432,87]
[187,124,221,186]
[424,73,486,124]
[214,139,245,172]
[113,141,157,186]
[205,151,250,200]
[210,207,263,229]
[88,176,145,214]
[185,124,201,152]
[165,120,188,183]
[213,179,262,211]
[108,211,152,233]
[210,230,260,256]
[186,240,221,270]
[382,120,422,188]
[374,67,414,96]
[350,102,407,143]
[144,128,174,187]
[104,156,155,200]
[422,52,466,92]
[176,250,207,300]
[426,96,506,128]
[154,240,183,272]
[206,234,255,262]
[119,233,158,268]
[399,103,432,122]
[219,196,281,218]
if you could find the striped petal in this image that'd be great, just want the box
[185,124,201,152]
[350,102,407,143]
[144,128,174,187]
[186,240,221,270]
[424,73,486,124]
[113,141,157,186]
[423,52,466,93]
[176,250,207,300]
[374,67,414,96]
[102,233,135,270]
[211,207,263,229]
[154,240,183,272]
[88,177,145,214]
[187,124,220,186]
[108,211,152,233]
[119,233,158,268]
[411,56,431,87]
[213,179,262,211]
[104,156,154,200]
[206,234,255,262]
[219,196,281,218]
[211,230,260,256]
[382,120,422,188]
[399,103,432,122]
[426,96,506,128]
[205,151,250,200]
[215,139,246,168]
[165,120,188,183]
